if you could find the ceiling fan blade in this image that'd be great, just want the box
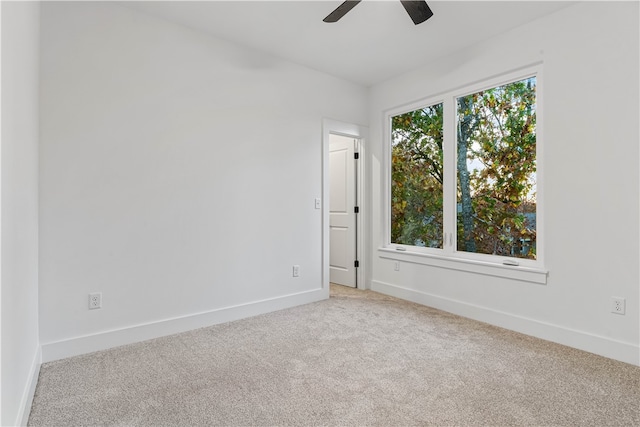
[323,0,362,23]
[399,0,433,25]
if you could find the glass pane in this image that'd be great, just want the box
[391,103,444,248]
[456,77,537,259]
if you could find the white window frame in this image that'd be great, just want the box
[380,64,547,284]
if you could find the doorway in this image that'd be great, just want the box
[329,134,358,288]
[322,119,367,292]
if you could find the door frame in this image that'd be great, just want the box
[322,119,368,292]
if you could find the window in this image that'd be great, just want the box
[391,103,444,248]
[456,77,537,259]
[385,67,544,279]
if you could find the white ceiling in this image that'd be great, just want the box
[121,1,573,86]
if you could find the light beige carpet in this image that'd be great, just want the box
[29,285,640,426]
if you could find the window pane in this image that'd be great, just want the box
[391,103,444,248]
[456,77,537,259]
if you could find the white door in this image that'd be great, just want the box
[329,134,357,287]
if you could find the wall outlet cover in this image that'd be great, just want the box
[611,297,625,315]
[89,292,102,310]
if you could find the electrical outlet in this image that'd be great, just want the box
[292,265,300,277]
[394,261,400,271]
[89,292,102,310]
[611,297,625,315]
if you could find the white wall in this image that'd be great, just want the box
[368,2,640,365]
[1,2,41,425]
[39,2,367,361]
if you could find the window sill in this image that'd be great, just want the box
[378,247,548,285]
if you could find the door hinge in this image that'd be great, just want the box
[354,206,359,213]
[354,152,359,159]
[354,260,359,268]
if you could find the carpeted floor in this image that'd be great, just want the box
[29,285,640,426]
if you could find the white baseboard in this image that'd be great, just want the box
[17,346,41,427]
[371,280,640,366]
[41,288,326,363]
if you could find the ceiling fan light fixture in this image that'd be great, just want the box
[323,0,433,25]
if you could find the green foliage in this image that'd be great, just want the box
[391,104,444,247]
[459,77,537,259]
[391,78,537,259]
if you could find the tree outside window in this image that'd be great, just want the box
[391,103,443,248]
[391,77,537,260]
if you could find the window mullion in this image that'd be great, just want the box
[442,96,456,255]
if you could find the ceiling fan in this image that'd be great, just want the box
[323,0,434,25]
